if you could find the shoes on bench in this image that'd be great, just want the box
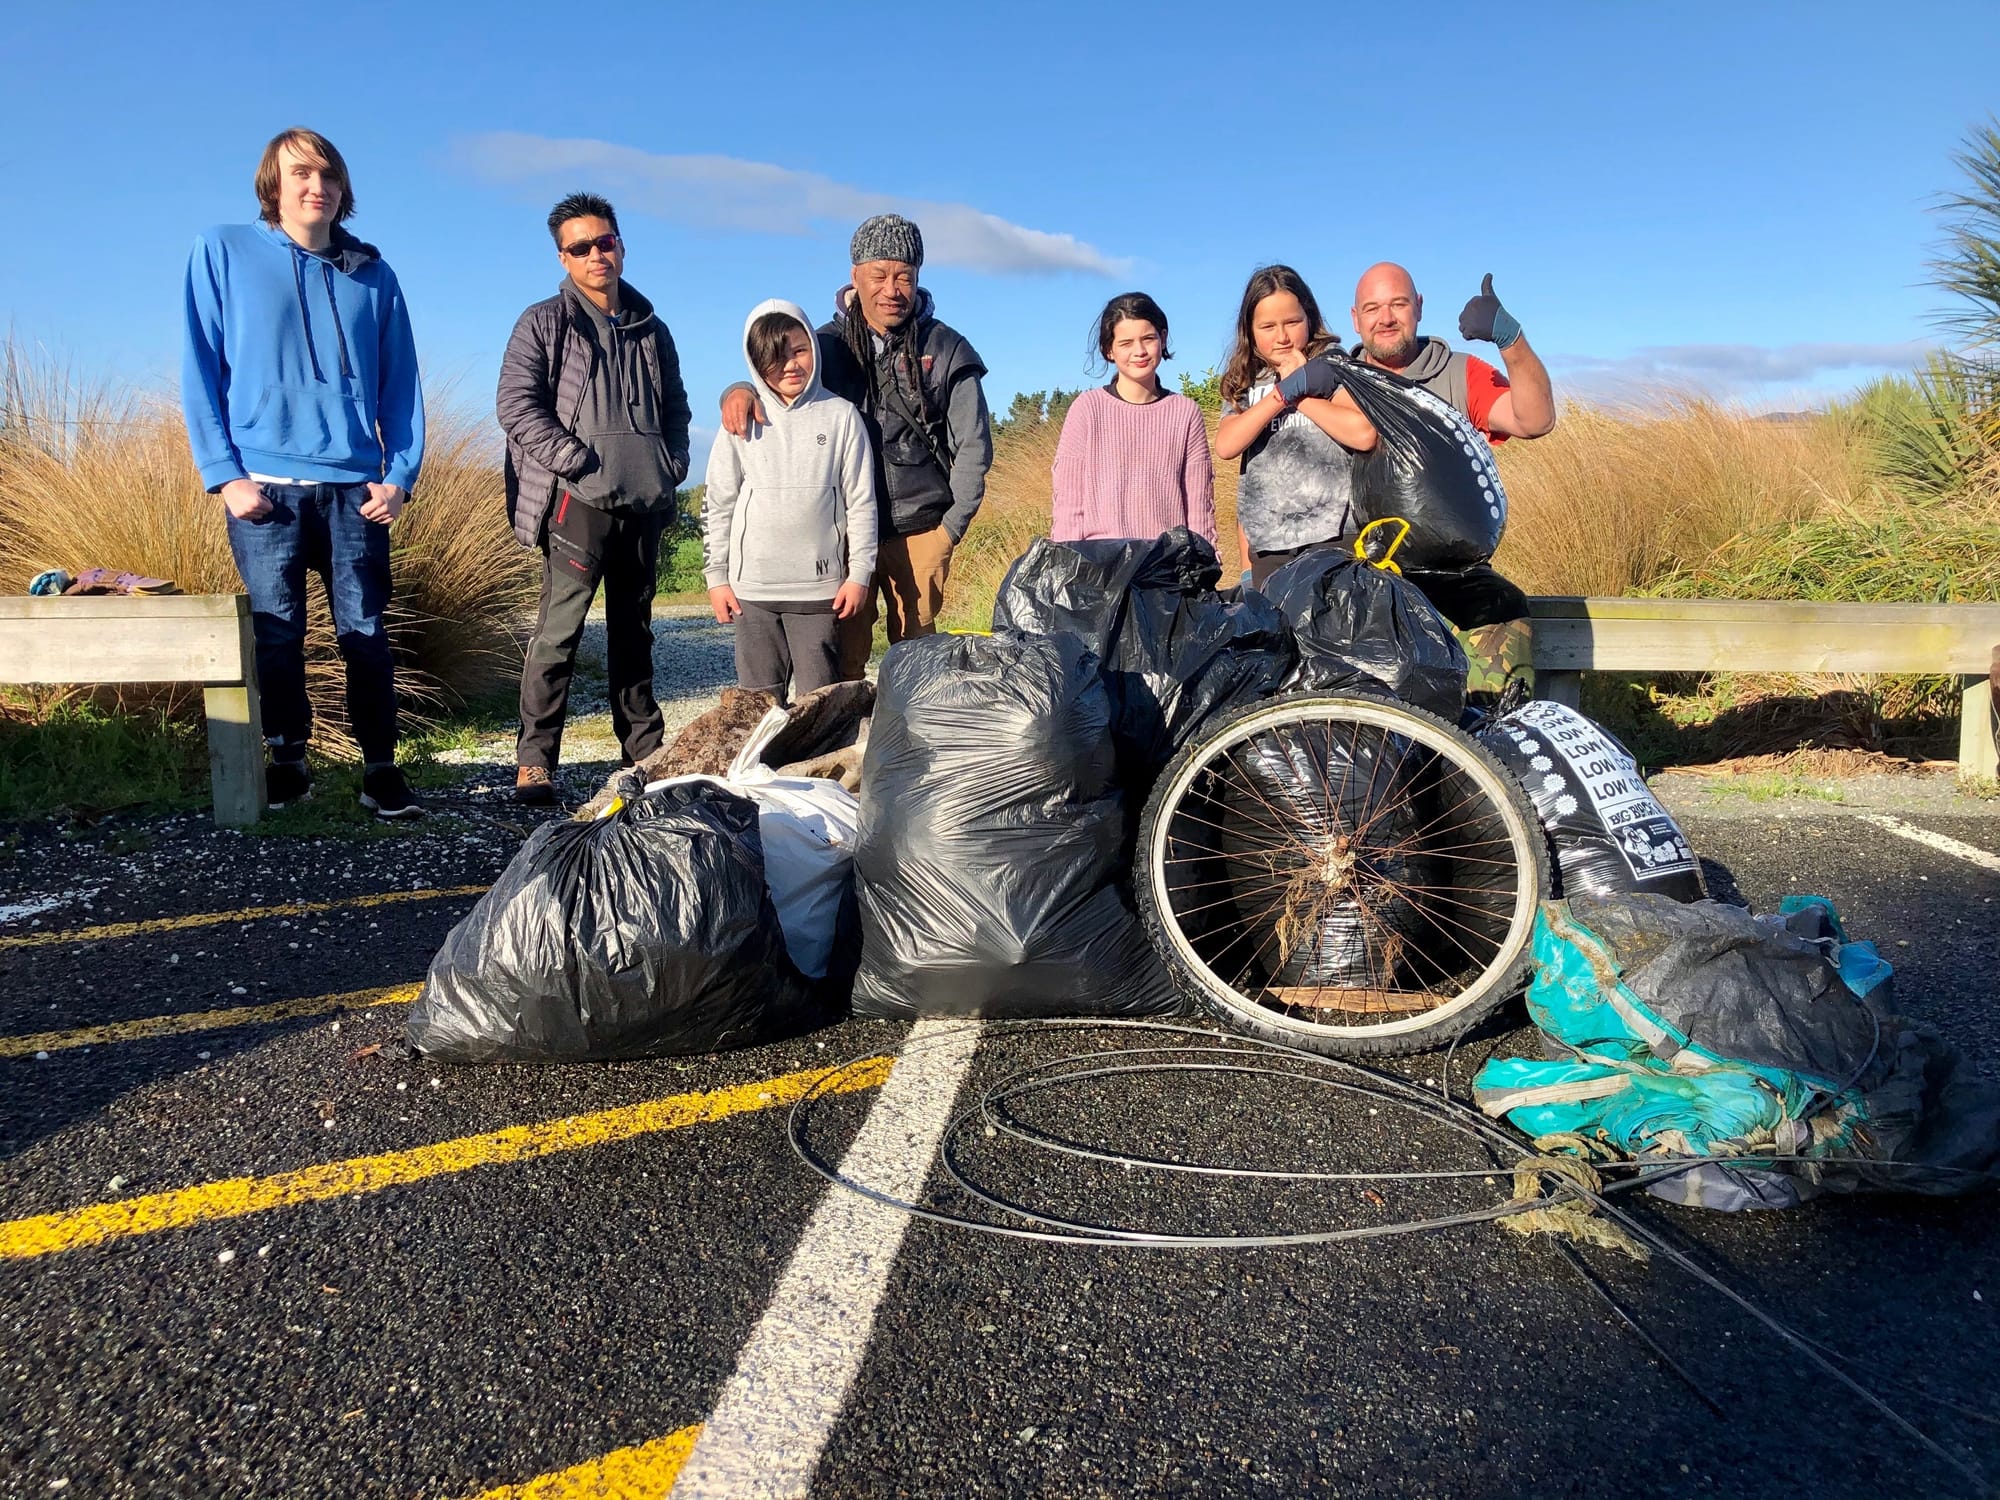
[62,568,181,596]
[267,761,313,809]
[361,766,424,821]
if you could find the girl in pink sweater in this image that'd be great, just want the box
[1050,292,1217,547]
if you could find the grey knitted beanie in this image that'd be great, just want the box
[849,213,924,267]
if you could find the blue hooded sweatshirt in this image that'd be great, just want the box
[181,221,424,493]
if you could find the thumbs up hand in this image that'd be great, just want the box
[1458,273,1523,350]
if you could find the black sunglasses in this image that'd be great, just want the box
[562,233,621,259]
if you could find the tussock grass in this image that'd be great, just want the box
[949,394,1872,623]
[941,417,1060,633]
[0,344,535,758]
[1656,458,2000,605]
[1490,396,1866,597]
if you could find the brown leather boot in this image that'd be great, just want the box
[514,765,557,806]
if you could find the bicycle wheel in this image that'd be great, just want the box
[1136,692,1548,1058]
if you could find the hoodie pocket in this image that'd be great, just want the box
[737,484,844,586]
[234,381,377,462]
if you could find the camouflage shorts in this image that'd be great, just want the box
[1456,618,1535,697]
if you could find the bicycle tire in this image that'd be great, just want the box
[1136,691,1549,1058]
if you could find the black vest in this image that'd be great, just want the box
[816,315,977,537]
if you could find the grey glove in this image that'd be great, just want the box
[1457,274,1522,350]
[1276,352,1346,405]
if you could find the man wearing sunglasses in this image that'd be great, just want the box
[498,192,692,805]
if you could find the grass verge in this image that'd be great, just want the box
[0,689,208,822]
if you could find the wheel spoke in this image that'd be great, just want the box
[1395,773,1522,849]
[1349,727,1429,847]
[1219,742,1309,841]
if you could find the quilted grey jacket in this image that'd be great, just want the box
[496,278,690,546]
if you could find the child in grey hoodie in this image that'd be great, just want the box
[704,299,878,703]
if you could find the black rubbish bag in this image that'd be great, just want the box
[1215,717,1426,992]
[1260,550,1468,723]
[851,630,1178,1019]
[992,529,1295,796]
[408,781,815,1063]
[1301,356,1507,570]
[1477,699,1703,902]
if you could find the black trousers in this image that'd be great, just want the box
[734,599,840,706]
[517,494,667,770]
[1248,538,1341,592]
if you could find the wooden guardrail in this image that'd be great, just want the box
[1527,597,2000,783]
[0,594,265,825]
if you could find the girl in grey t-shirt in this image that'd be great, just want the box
[1213,265,1379,588]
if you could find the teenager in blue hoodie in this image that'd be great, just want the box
[181,127,426,818]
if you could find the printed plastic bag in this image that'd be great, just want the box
[992,529,1295,795]
[1477,699,1702,901]
[1259,550,1468,723]
[409,782,816,1063]
[851,630,1177,1019]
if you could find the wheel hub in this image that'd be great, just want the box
[1317,835,1357,893]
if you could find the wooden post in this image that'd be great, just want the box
[204,598,266,827]
[1538,671,1583,709]
[1961,658,1999,786]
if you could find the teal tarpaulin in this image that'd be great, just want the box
[1474,894,1998,1210]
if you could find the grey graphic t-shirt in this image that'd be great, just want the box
[1234,377,1361,553]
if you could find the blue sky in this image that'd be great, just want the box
[4,0,1996,479]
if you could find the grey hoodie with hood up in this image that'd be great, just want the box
[702,300,878,603]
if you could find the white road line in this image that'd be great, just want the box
[1856,813,2000,877]
[672,1019,980,1500]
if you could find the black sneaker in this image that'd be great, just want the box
[266,761,313,809]
[360,766,424,821]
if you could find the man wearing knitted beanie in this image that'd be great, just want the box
[721,213,992,678]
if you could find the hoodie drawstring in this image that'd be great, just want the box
[292,250,326,383]
[322,263,353,380]
[289,246,353,384]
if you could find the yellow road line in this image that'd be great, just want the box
[451,1422,703,1499]
[0,884,490,951]
[1,983,422,1057]
[0,1057,891,1260]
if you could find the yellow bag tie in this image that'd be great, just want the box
[1353,517,1412,575]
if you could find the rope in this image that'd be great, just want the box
[1498,1134,1650,1261]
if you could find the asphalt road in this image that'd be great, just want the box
[2,784,1995,1499]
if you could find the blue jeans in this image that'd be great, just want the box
[225,481,398,764]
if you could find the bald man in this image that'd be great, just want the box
[1349,264,1555,700]
[1350,263,1555,441]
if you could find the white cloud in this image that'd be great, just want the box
[1552,340,1931,403]
[455,133,1129,277]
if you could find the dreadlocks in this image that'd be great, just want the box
[840,292,941,446]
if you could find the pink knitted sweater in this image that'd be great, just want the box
[1049,386,1217,546]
